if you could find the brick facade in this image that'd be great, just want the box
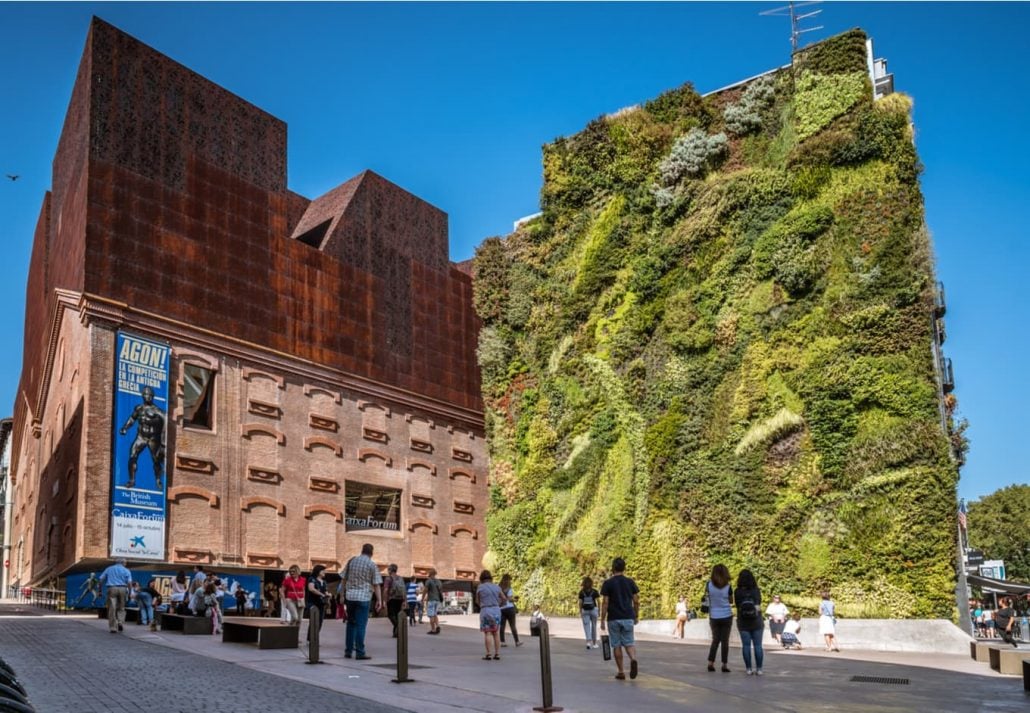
[9,18,485,585]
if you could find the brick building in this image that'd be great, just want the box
[8,18,486,591]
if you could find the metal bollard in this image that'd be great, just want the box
[305,606,323,664]
[533,620,563,713]
[392,610,414,683]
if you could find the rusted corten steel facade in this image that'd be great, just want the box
[9,18,486,587]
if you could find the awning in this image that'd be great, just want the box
[967,573,1030,595]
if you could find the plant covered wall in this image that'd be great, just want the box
[473,29,959,619]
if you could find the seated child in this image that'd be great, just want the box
[529,604,547,637]
[781,612,803,649]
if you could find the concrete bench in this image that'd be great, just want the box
[221,617,298,649]
[160,613,210,635]
[1023,659,1029,692]
[988,646,1030,675]
[96,607,139,623]
[974,641,1002,663]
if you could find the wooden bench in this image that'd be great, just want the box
[988,646,1030,675]
[160,613,211,635]
[221,617,298,649]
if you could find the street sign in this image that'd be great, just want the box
[966,549,985,566]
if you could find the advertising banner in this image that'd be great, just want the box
[65,571,263,613]
[110,332,170,561]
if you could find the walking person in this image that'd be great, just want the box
[170,570,188,614]
[383,564,407,637]
[416,581,426,623]
[735,569,765,675]
[423,568,444,635]
[578,577,601,649]
[765,594,788,644]
[674,596,689,639]
[498,573,522,647]
[280,565,305,626]
[705,564,733,672]
[340,543,383,660]
[306,564,330,639]
[477,570,507,660]
[98,558,133,633]
[600,557,640,680]
[819,591,840,651]
[406,578,419,626]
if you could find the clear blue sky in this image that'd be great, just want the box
[1,3,1026,503]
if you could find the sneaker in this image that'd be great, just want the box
[586,645,591,650]
[515,641,524,647]
[746,669,754,675]
[756,669,764,676]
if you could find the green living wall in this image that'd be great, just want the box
[473,29,960,619]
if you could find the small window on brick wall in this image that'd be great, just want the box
[183,364,215,429]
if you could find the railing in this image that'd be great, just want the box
[28,588,67,612]
[943,358,955,393]
[935,281,947,317]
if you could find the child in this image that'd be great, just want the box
[204,582,222,635]
[781,613,802,649]
[530,604,547,637]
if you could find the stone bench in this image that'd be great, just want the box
[988,645,1030,675]
[1023,659,1029,692]
[96,606,139,623]
[974,641,1002,663]
[160,613,211,635]
[221,617,298,649]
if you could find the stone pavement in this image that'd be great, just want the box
[0,603,1026,712]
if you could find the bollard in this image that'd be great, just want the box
[305,606,323,664]
[392,610,414,683]
[533,620,563,713]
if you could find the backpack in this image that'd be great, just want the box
[738,591,758,619]
[387,576,406,601]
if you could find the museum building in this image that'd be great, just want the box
[8,18,487,590]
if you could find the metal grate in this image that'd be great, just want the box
[368,663,433,670]
[850,675,910,685]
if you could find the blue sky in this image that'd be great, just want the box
[0,3,1027,503]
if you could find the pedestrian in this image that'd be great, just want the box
[996,596,1018,648]
[406,578,419,626]
[765,594,789,643]
[476,570,506,660]
[170,570,188,614]
[423,568,444,635]
[203,581,222,634]
[383,564,407,637]
[234,586,248,616]
[264,581,280,618]
[306,564,330,637]
[189,565,207,597]
[818,591,840,651]
[416,581,426,623]
[578,577,601,649]
[600,557,640,681]
[340,543,383,660]
[144,579,161,631]
[498,573,522,648]
[735,569,764,675]
[705,564,733,672]
[280,565,305,626]
[674,596,689,639]
[136,580,155,628]
[98,558,133,633]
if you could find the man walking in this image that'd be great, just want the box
[340,543,383,659]
[423,568,444,634]
[98,558,133,633]
[600,557,640,680]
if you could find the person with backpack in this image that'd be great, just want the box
[383,564,407,637]
[577,577,601,649]
[734,569,764,675]
[704,564,733,672]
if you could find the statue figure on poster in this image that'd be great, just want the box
[119,385,166,489]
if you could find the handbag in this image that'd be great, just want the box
[700,583,711,615]
[601,634,612,661]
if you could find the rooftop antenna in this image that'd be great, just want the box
[760,1,824,53]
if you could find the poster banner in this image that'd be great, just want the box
[110,332,170,561]
[65,571,263,613]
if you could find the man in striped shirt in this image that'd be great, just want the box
[406,579,419,625]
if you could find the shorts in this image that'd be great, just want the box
[480,609,500,633]
[608,619,635,648]
[427,601,440,617]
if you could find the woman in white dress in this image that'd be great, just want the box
[818,591,839,651]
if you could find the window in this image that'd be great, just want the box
[295,218,332,249]
[183,364,215,429]
[344,482,401,532]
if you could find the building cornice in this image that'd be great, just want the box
[60,291,484,431]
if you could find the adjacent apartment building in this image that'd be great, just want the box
[8,18,486,590]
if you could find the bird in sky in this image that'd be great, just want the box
[6,175,18,181]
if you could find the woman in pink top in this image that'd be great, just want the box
[280,565,306,626]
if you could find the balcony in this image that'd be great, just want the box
[942,358,955,393]
[935,281,946,317]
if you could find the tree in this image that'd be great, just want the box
[967,484,1030,583]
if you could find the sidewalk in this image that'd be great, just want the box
[39,609,1030,713]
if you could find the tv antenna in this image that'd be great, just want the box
[760,1,824,53]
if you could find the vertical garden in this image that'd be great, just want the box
[473,29,960,618]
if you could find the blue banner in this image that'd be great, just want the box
[110,333,170,561]
[66,571,263,612]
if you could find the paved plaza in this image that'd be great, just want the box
[0,602,1026,712]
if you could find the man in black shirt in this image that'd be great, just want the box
[600,557,640,680]
[995,596,1018,647]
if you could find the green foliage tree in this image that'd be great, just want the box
[967,485,1030,582]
